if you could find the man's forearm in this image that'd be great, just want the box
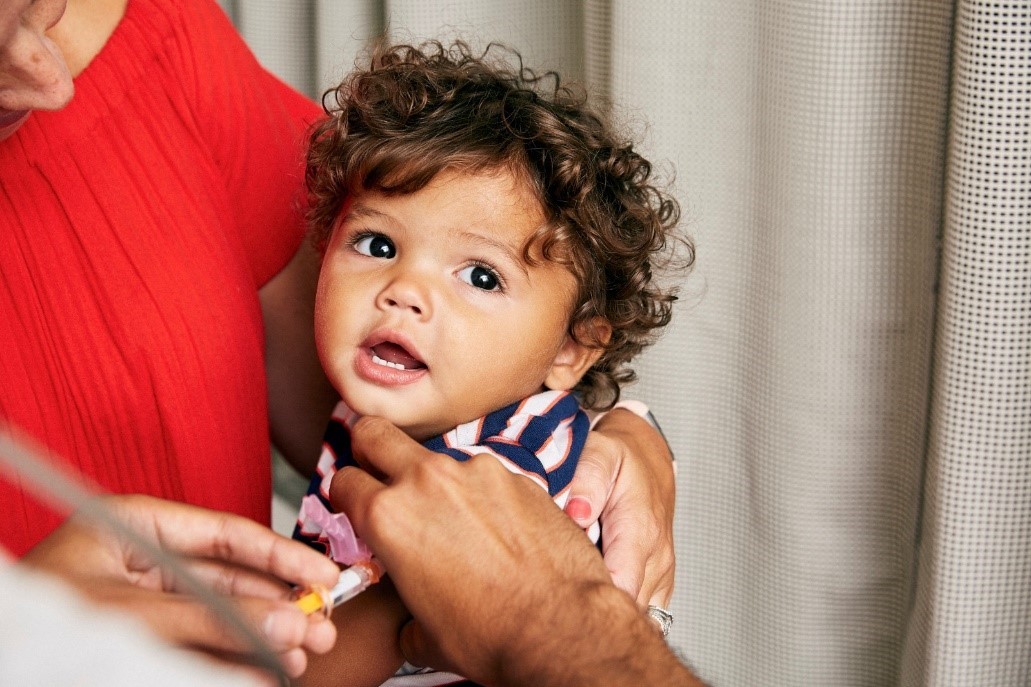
[503,581,705,687]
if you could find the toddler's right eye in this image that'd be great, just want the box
[354,234,396,259]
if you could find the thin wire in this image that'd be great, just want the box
[0,425,289,686]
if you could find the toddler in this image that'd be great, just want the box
[294,40,689,687]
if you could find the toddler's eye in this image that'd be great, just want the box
[459,265,502,291]
[354,234,396,258]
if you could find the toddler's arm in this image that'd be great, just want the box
[298,575,408,687]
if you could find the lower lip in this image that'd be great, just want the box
[354,347,428,387]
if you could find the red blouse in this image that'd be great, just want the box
[0,0,322,556]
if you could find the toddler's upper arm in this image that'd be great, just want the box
[298,576,408,687]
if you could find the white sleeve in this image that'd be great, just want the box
[0,563,259,687]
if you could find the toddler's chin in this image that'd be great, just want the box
[341,391,448,441]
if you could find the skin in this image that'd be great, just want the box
[313,167,676,609]
[315,168,604,441]
[573,408,677,605]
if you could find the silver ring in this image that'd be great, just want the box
[647,605,673,637]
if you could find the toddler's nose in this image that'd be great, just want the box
[376,276,431,319]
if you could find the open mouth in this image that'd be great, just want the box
[368,341,427,371]
[354,332,429,387]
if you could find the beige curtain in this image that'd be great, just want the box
[223,1,1031,684]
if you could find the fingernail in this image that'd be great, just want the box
[564,496,592,522]
[263,606,303,648]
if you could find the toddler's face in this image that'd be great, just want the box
[315,168,591,440]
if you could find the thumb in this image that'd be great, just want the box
[563,433,620,529]
[597,524,648,600]
[399,619,461,677]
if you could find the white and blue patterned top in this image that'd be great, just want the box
[293,388,598,687]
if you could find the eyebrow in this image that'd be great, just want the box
[455,230,530,278]
[345,203,391,223]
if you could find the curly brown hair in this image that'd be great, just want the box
[306,40,692,409]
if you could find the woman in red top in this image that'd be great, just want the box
[1,0,336,556]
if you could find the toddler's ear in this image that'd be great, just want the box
[544,317,612,391]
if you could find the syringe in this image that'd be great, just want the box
[293,558,384,617]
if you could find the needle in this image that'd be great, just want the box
[293,558,384,617]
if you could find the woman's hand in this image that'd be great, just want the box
[564,408,676,608]
[20,494,340,679]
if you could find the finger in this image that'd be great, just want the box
[163,558,294,600]
[278,648,308,680]
[563,433,620,528]
[98,585,315,655]
[348,416,435,480]
[602,512,675,606]
[399,619,462,676]
[302,613,338,655]
[637,552,675,610]
[646,575,676,610]
[585,412,677,606]
[215,646,321,683]
[327,463,387,535]
[601,528,648,600]
[638,527,676,609]
[111,495,340,588]
[177,649,284,687]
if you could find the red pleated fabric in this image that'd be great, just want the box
[0,0,322,556]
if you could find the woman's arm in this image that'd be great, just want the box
[332,417,704,687]
[261,239,340,476]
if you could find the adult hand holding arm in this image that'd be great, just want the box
[20,494,340,679]
[568,408,677,609]
[331,417,703,687]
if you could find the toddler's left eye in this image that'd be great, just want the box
[459,265,501,291]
